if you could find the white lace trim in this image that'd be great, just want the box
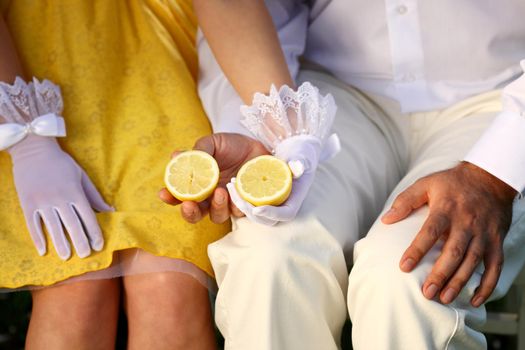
[0,77,63,124]
[240,82,337,152]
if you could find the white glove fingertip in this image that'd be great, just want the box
[252,213,280,226]
[91,237,104,252]
[288,160,305,178]
[59,204,91,259]
[30,211,47,256]
[74,202,105,252]
[253,205,293,222]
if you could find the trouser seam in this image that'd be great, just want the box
[444,305,460,350]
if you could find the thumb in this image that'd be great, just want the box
[81,170,114,212]
[381,179,428,224]
[193,135,217,156]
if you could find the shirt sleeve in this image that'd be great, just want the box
[463,60,525,194]
[197,0,309,136]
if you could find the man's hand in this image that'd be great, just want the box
[382,162,516,307]
[159,133,269,224]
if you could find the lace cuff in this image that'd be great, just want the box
[240,82,337,152]
[0,77,66,150]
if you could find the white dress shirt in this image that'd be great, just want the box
[197,0,525,193]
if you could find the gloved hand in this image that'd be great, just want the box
[227,82,339,225]
[0,77,112,260]
[227,134,339,225]
[8,135,113,260]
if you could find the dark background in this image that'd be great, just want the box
[0,291,517,350]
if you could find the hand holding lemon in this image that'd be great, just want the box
[164,151,292,207]
[159,133,271,223]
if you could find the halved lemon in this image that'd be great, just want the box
[164,150,220,202]
[235,155,293,206]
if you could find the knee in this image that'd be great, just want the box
[209,217,347,286]
[33,279,119,315]
[123,272,211,324]
[30,279,119,341]
[123,272,214,347]
[348,239,426,314]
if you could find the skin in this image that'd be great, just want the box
[161,0,519,307]
[123,271,217,350]
[26,279,120,350]
[382,162,516,307]
[1,16,216,349]
[158,133,269,224]
[193,0,294,101]
[0,17,24,82]
[161,0,295,223]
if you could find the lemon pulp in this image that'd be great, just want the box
[235,155,292,206]
[164,150,220,202]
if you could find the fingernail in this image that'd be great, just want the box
[383,208,396,219]
[182,206,194,217]
[442,288,457,304]
[424,283,439,299]
[215,193,225,205]
[400,258,415,271]
[472,296,484,307]
[92,239,104,252]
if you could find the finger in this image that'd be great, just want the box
[399,212,450,272]
[81,171,114,212]
[253,204,295,222]
[471,242,504,307]
[158,188,182,206]
[170,150,184,158]
[422,226,472,300]
[210,188,230,224]
[440,237,485,304]
[73,200,105,252]
[57,204,91,258]
[193,135,216,156]
[24,209,47,256]
[226,182,250,218]
[382,179,429,224]
[230,202,245,218]
[40,208,72,260]
[225,183,275,225]
[181,201,204,224]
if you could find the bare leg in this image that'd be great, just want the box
[26,278,120,350]
[123,271,216,350]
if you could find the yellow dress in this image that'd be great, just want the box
[0,0,230,289]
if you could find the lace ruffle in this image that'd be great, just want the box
[0,77,63,124]
[240,82,337,152]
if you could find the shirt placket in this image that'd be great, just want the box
[385,0,428,112]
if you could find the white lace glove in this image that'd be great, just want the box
[227,82,340,225]
[1,78,112,260]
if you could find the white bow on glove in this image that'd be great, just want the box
[227,82,339,225]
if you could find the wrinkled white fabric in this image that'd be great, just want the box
[198,0,525,195]
[211,69,525,350]
[228,82,340,225]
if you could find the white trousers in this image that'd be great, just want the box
[208,70,525,350]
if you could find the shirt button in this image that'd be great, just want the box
[396,5,408,14]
